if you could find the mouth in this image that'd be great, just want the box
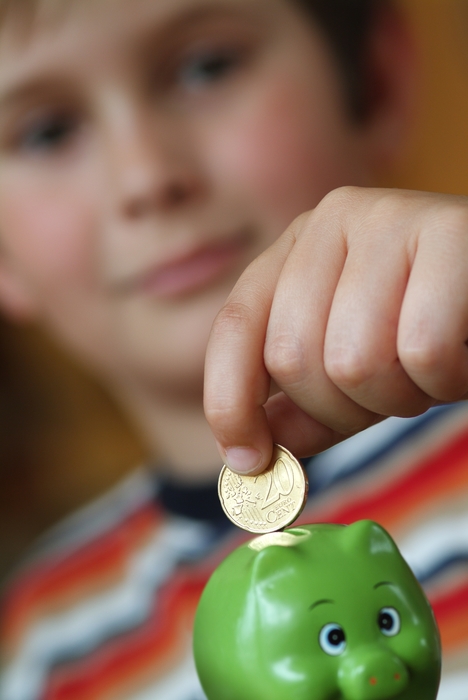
[126,229,253,300]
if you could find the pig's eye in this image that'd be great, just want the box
[378,607,401,636]
[319,623,346,655]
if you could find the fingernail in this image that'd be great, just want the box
[225,447,262,474]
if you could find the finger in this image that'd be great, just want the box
[204,223,298,475]
[323,215,434,416]
[398,212,468,401]
[264,197,378,436]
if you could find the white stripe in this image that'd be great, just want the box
[131,647,206,700]
[0,517,211,700]
[310,404,468,486]
[398,512,468,579]
[311,415,420,479]
[438,671,468,700]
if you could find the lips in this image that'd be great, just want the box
[127,230,252,300]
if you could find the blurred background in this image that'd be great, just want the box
[1,0,468,584]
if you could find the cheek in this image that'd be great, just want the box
[0,171,96,297]
[206,75,364,231]
[0,171,125,373]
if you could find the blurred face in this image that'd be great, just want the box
[0,0,372,396]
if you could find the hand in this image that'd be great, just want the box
[204,187,468,474]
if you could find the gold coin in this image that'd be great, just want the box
[218,444,309,534]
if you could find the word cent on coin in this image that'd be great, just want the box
[218,445,309,534]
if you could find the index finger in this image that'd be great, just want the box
[204,226,297,475]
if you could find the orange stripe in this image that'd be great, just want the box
[431,581,468,651]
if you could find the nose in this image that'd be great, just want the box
[338,646,409,700]
[104,101,205,220]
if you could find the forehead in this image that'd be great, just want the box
[0,0,88,32]
[0,0,286,41]
[0,0,290,80]
[0,0,318,104]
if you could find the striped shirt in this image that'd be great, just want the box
[1,404,468,700]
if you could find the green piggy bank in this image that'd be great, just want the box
[194,520,441,700]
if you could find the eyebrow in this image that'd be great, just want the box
[0,0,267,113]
[309,599,335,611]
[137,0,268,57]
[155,0,271,32]
[0,79,69,113]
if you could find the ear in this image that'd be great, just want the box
[359,2,418,170]
[340,520,398,557]
[250,537,299,579]
[0,254,39,322]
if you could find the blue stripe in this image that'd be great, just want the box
[305,405,459,497]
[417,553,468,585]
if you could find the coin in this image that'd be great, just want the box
[218,444,309,534]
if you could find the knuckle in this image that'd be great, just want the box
[313,186,359,224]
[309,186,374,244]
[204,395,240,432]
[211,300,255,338]
[324,346,375,390]
[437,201,468,234]
[398,337,445,377]
[398,338,465,402]
[264,334,307,386]
[319,185,361,210]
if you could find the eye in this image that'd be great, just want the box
[179,47,242,89]
[17,113,78,154]
[319,623,346,656]
[378,607,401,637]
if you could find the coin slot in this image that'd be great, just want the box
[248,530,311,551]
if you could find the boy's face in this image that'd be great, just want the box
[0,0,378,394]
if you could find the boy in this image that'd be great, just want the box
[0,0,467,698]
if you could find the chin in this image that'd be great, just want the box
[124,340,207,398]
[115,283,232,394]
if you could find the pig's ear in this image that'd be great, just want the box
[340,520,398,557]
[248,530,310,581]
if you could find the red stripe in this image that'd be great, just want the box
[4,505,161,648]
[45,569,209,700]
[44,530,250,699]
[304,428,468,530]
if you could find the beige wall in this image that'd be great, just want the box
[388,0,468,194]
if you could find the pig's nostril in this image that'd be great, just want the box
[367,671,403,687]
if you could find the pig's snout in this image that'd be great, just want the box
[338,646,409,700]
